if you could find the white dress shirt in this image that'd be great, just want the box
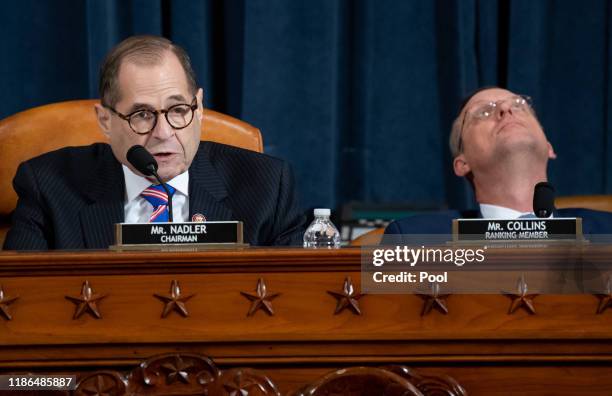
[479,203,552,219]
[122,165,189,223]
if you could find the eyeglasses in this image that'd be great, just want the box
[457,95,533,153]
[107,97,198,135]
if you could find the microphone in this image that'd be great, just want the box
[533,181,555,218]
[126,145,174,222]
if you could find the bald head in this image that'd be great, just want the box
[451,87,556,180]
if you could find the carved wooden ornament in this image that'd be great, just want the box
[69,353,464,396]
[153,280,195,318]
[0,285,18,321]
[240,278,280,316]
[327,276,364,315]
[75,371,126,396]
[417,282,450,316]
[504,274,537,315]
[595,276,612,314]
[65,280,107,319]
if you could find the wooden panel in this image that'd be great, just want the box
[0,247,611,394]
[265,366,612,395]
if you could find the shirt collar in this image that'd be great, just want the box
[479,203,533,219]
[122,165,189,202]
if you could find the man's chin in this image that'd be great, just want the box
[497,138,548,159]
[498,130,541,147]
[157,168,184,183]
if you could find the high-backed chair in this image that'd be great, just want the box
[0,99,263,246]
[294,367,425,396]
[349,227,385,246]
[555,195,612,213]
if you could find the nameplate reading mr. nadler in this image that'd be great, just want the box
[115,221,243,246]
[453,218,582,241]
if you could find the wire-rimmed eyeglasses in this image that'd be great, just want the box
[457,95,533,154]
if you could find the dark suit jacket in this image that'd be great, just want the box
[385,208,612,235]
[4,142,305,250]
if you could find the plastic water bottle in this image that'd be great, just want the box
[303,208,341,248]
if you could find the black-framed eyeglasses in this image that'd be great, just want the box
[456,95,532,154]
[107,97,198,135]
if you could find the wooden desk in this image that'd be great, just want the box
[0,247,611,395]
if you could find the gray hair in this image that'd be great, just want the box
[99,35,198,108]
[449,112,464,158]
[448,86,504,158]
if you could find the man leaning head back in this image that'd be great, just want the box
[449,87,557,212]
[94,35,204,182]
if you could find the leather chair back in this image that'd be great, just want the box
[555,195,612,213]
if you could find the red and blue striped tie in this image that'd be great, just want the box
[141,184,176,222]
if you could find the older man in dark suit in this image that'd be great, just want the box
[4,36,304,250]
[385,87,612,235]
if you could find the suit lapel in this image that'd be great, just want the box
[188,143,233,222]
[79,147,124,248]
[462,209,482,219]
[76,143,233,248]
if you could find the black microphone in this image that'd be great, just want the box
[126,145,174,222]
[533,181,555,218]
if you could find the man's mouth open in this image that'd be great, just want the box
[153,152,177,161]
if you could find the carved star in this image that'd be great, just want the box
[327,277,364,315]
[65,281,107,319]
[240,278,280,316]
[154,280,195,318]
[417,283,450,316]
[161,355,193,384]
[504,274,537,314]
[82,374,117,396]
[0,285,18,321]
[595,276,612,314]
[223,371,265,396]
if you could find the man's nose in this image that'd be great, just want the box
[496,100,514,119]
[150,114,175,140]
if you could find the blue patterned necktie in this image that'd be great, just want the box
[141,184,176,222]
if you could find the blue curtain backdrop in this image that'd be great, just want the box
[1,0,611,212]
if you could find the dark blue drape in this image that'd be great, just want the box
[1,0,611,211]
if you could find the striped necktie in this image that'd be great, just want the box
[141,184,176,222]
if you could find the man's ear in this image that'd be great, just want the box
[547,141,557,159]
[196,88,204,122]
[94,104,112,139]
[453,154,471,177]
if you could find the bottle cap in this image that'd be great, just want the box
[314,208,331,216]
